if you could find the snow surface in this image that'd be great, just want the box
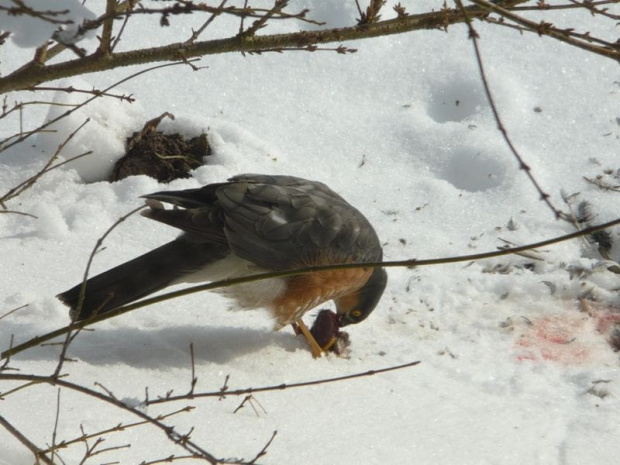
[1,1,620,464]
[0,0,95,48]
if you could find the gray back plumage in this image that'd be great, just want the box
[146,174,383,271]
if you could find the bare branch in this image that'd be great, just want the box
[0,414,55,465]
[50,388,62,463]
[186,0,228,43]
[0,1,72,26]
[71,204,146,320]
[187,343,197,397]
[3,216,620,360]
[0,374,223,463]
[149,361,421,404]
[98,0,118,55]
[247,430,277,465]
[470,0,620,61]
[0,60,192,155]
[42,407,191,456]
[0,1,536,95]
[0,304,28,321]
[0,118,91,208]
[455,0,565,219]
[25,85,135,102]
[242,0,288,36]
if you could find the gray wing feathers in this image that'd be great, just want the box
[217,176,380,269]
[142,173,382,271]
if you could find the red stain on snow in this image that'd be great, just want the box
[513,301,620,365]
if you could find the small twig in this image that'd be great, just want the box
[51,192,142,379]
[0,379,50,400]
[0,414,55,465]
[566,0,620,19]
[187,0,228,43]
[242,0,288,36]
[98,0,118,55]
[0,118,91,207]
[33,42,49,65]
[72,204,146,321]
[469,0,620,62]
[0,334,14,372]
[26,86,135,102]
[94,381,118,400]
[238,0,249,37]
[148,361,421,405]
[0,148,92,213]
[0,60,195,155]
[50,388,61,463]
[511,0,618,13]
[247,430,277,465]
[43,407,191,455]
[233,395,267,416]
[0,304,29,321]
[0,2,72,25]
[110,2,134,52]
[81,441,130,460]
[219,374,230,400]
[358,0,387,25]
[77,434,105,465]
[187,343,197,397]
[0,209,38,217]
[139,454,202,465]
[454,0,564,220]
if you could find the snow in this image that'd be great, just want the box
[0,0,95,48]
[1,1,620,464]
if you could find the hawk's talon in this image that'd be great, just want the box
[295,318,325,358]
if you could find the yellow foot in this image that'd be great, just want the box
[294,319,324,358]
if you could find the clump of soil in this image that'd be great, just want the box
[111,112,210,183]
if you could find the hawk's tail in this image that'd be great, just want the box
[57,240,228,322]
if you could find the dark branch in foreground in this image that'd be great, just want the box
[0,1,529,94]
[0,414,55,465]
[2,216,618,360]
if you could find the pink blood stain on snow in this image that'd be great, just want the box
[513,301,620,364]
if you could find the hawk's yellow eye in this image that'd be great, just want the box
[351,310,362,318]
